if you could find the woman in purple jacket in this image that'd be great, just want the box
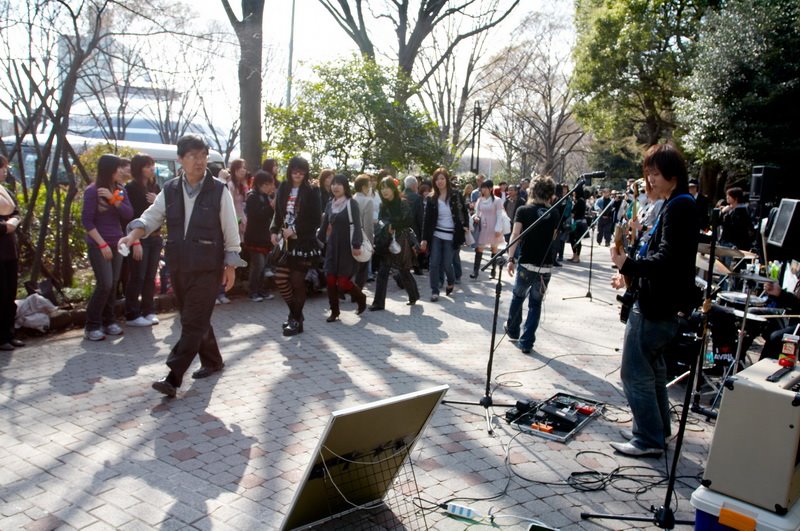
[82,154,133,341]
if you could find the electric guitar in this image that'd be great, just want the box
[614,220,638,323]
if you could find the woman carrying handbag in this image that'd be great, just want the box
[369,177,419,310]
[269,157,322,336]
[470,180,505,279]
[318,174,367,321]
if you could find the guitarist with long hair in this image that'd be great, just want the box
[608,143,699,457]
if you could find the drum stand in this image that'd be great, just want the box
[708,279,757,409]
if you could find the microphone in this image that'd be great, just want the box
[579,171,605,185]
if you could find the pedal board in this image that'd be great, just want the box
[506,392,605,443]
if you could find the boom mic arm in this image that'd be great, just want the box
[579,171,605,185]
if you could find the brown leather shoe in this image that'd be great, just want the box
[10,339,24,347]
[191,364,225,379]
[152,378,177,397]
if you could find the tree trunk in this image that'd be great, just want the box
[226,0,265,174]
[60,181,78,286]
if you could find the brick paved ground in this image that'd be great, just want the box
[1,246,727,530]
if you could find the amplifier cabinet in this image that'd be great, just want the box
[703,359,800,514]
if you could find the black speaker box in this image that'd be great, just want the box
[750,165,781,204]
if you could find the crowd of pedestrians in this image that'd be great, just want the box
[3,136,739,409]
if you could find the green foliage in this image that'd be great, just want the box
[677,0,800,170]
[586,138,643,187]
[572,0,709,146]
[265,57,446,173]
[16,184,87,280]
[78,143,140,179]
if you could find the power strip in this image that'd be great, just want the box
[446,503,481,520]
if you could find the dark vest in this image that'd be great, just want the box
[162,174,225,274]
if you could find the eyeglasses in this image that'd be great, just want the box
[182,152,208,161]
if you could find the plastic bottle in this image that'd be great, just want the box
[118,242,130,257]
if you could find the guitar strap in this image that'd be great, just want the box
[637,193,694,259]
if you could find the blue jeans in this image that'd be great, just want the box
[453,248,462,282]
[86,245,123,331]
[125,236,162,319]
[248,251,267,296]
[505,269,550,350]
[429,236,454,294]
[620,304,679,450]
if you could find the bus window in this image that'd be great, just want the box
[153,160,175,188]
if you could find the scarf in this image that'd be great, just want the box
[330,196,348,214]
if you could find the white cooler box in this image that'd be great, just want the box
[691,486,800,531]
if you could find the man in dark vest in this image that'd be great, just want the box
[119,134,243,397]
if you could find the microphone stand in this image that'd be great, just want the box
[442,176,591,434]
[562,198,617,305]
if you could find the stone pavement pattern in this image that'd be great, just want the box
[1,249,717,530]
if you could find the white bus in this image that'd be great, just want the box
[2,134,225,187]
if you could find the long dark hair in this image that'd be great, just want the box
[131,153,158,193]
[276,156,312,215]
[96,154,122,191]
[229,158,248,196]
[431,167,452,201]
[285,156,310,186]
[379,176,400,204]
[332,174,352,198]
[261,158,278,177]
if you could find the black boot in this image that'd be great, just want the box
[348,286,367,315]
[327,285,340,322]
[284,303,304,335]
[469,251,483,279]
[490,262,496,279]
[369,269,388,310]
[400,270,419,305]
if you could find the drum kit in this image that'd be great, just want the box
[679,244,790,408]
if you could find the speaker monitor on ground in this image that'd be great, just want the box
[702,359,800,514]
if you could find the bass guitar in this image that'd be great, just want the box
[613,219,638,323]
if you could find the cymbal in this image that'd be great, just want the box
[732,309,767,322]
[696,254,731,275]
[730,271,775,283]
[698,243,744,258]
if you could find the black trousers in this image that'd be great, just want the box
[165,269,224,387]
[0,259,17,343]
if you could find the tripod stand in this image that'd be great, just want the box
[442,173,602,434]
[563,199,616,305]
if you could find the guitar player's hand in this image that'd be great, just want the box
[611,272,626,290]
[610,245,627,269]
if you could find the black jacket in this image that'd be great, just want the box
[270,181,322,259]
[244,189,274,248]
[620,189,699,320]
[404,189,424,237]
[421,192,469,248]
